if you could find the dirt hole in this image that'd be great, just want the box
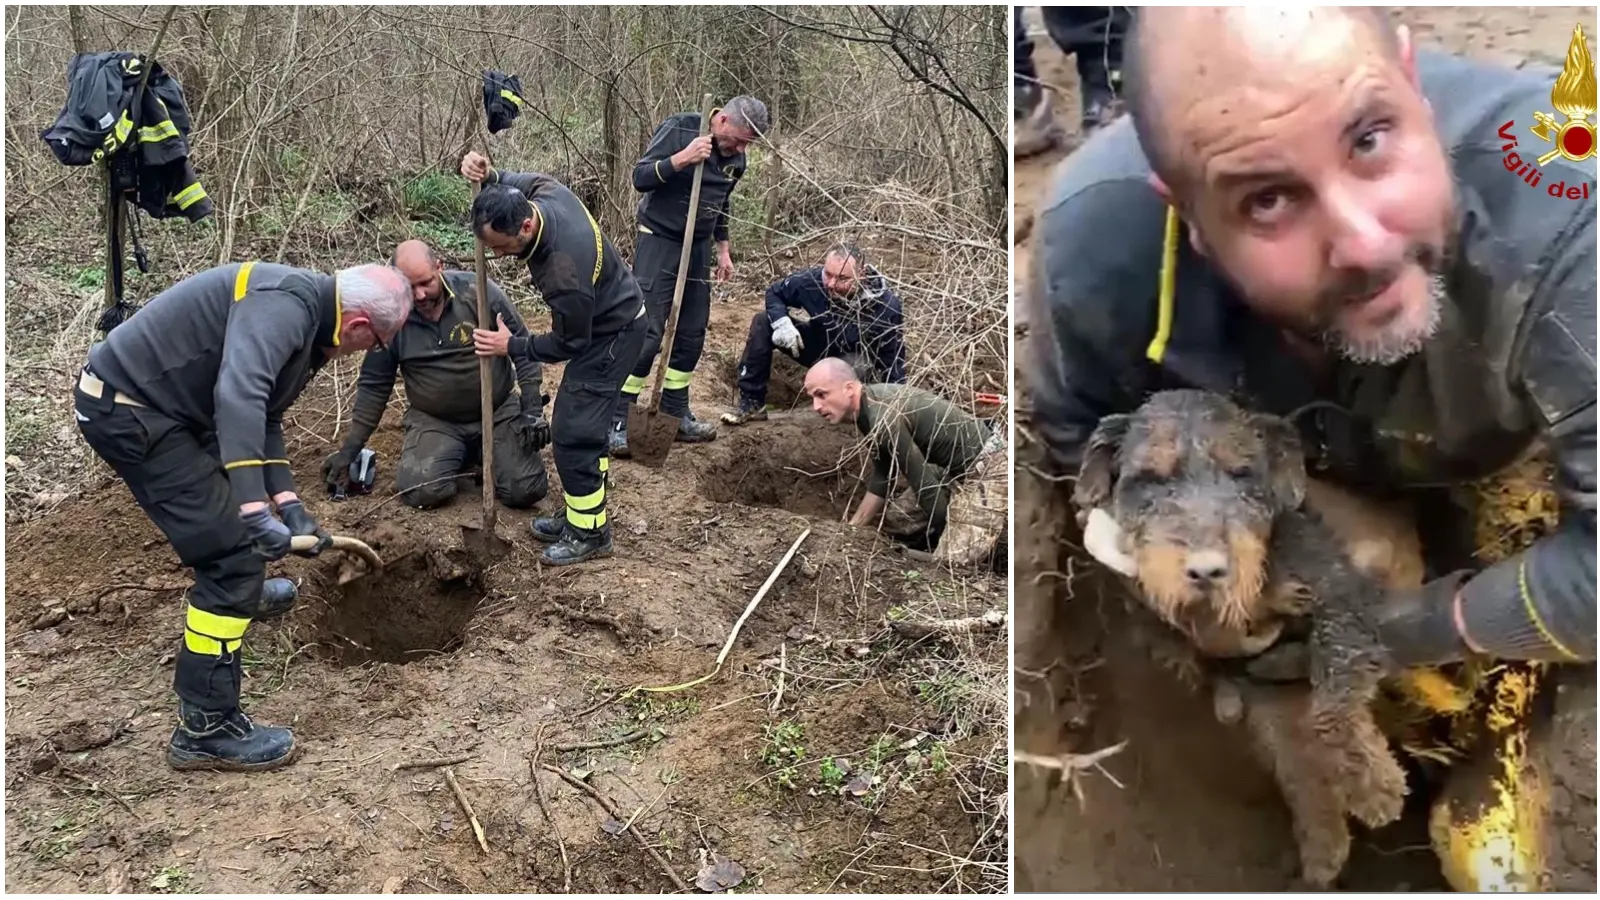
[697,418,863,519]
[311,532,484,667]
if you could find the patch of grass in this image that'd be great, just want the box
[818,756,847,789]
[149,863,195,893]
[32,814,84,863]
[760,719,806,789]
[404,171,471,224]
[412,220,476,256]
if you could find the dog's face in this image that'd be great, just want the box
[1073,390,1307,628]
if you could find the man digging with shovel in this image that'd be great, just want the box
[610,94,770,454]
[460,153,647,566]
[73,260,412,771]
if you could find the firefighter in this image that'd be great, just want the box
[805,358,993,551]
[610,95,771,454]
[73,261,413,771]
[1029,7,1594,887]
[459,152,647,566]
[721,242,908,426]
[322,240,550,509]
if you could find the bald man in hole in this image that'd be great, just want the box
[804,358,995,552]
[1024,6,1595,891]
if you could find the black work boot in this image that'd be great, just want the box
[676,412,718,443]
[250,577,298,619]
[719,396,769,427]
[530,515,566,543]
[609,419,631,458]
[167,701,296,772]
[542,523,613,566]
[1014,82,1064,158]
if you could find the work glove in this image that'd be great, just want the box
[1374,572,1475,667]
[278,500,332,557]
[1081,508,1138,577]
[771,316,804,355]
[323,445,360,497]
[241,507,294,562]
[512,406,551,452]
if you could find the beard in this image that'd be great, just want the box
[1311,240,1449,366]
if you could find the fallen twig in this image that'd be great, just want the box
[1015,740,1130,809]
[551,728,653,754]
[442,767,490,854]
[531,725,572,893]
[92,582,187,601]
[770,643,787,714]
[542,763,690,893]
[567,691,620,722]
[352,473,475,525]
[392,753,474,772]
[889,608,1006,640]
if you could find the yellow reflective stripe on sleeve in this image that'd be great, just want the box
[171,183,207,210]
[500,89,524,109]
[138,120,179,142]
[583,208,604,284]
[184,606,251,656]
[639,224,654,235]
[652,161,666,184]
[1517,560,1579,660]
[622,374,647,395]
[664,367,693,390]
[265,459,291,466]
[233,261,257,302]
[223,459,266,470]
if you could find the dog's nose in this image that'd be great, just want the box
[1185,550,1229,585]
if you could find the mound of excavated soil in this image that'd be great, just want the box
[695,417,866,520]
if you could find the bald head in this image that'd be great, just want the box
[804,357,864,424]
[1125,6,1402,189]
[392,239,447,319]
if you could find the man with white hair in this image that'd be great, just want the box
[74,260,412,773]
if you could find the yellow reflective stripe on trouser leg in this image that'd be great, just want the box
[566,483,607,530]
[184,606,251,657]
[622,374,648,395]
[234,261,257,302]
[664,367,693,391]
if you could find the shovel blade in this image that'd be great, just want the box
[460,521,511,562]
[627,404,679,468]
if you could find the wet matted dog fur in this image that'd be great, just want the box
[1072,388,1413,886]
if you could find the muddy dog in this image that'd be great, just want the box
[1072,388,1411,887]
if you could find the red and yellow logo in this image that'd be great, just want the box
[1498,24,1596,200]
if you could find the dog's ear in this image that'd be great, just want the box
[1072,414,1130,512]
[1252,413,1307,512]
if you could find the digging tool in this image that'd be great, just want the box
[627,93,718,468]
[459,170,513,562]
[289,534,383,586]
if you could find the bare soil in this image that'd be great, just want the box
[1013,6,1595,892]
[4,237,1006,893]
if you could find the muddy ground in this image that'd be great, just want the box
[1012,5,1595,892]
[3,228,1007,892]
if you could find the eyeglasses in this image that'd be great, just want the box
[369,323,389,353]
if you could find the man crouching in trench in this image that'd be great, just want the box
[1025,6,1595,890]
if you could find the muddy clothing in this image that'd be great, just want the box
[343,270,548,508]
[633,111,747,245]
[482,168,646,529]
[395,395,548,509]
[1027,50,1596,663]
[619,231,714,419]
[857,383,993,540]
[77,261,340,714]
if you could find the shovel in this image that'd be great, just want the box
[460,176,513,561]
[290,534,384,587]
[627,93,717,469]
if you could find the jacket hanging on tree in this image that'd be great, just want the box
[41,51,212,222]
[482,69,526,134]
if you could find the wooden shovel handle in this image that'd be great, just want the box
[471,177,497,529]
[290,534,383,570]
[645,92,717,412]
